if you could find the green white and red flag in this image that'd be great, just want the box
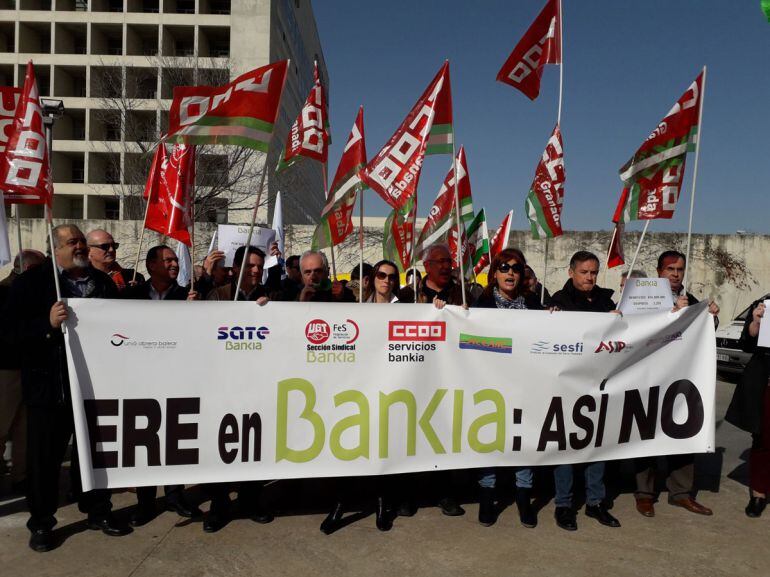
[383,196,416,272]
[166,60,288,152]
[762,0,770,22]
[496,0,561,100]
[361,62,452,210]
[473,210,512,275]
[615,71,703,222]
[413,146,472,259]
[311,106,366,250]
[456,208,489,278]
[0,62,53,206]
[277,60,331,171]
[525,123,565,239]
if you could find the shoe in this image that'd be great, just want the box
[477,487,496,527]
[28,529,55,552]
[87,515,132,536]
[166,497,203,519]
[746,496,767,518]
[439,497,465,517]
[320,502,344,535]
[671,497,713,516]
[129,506,157,527]
[635,498,655,518]
[396,501,417,517]
[375,497,392,532]
[250,507,274,524]
[203,510,229,533]
[515,488,537,528]
[585,504,621,528]
[555,506,577,531]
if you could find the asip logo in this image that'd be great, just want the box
[594,341,627,354]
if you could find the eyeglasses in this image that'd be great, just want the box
[375,271,399,282]
[89,242,119,251]
[498,262,524,275]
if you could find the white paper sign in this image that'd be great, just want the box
[217,224,276,267]
[618,278,674,315]
[757,300,770,348]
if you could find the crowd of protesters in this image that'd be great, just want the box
[1,223,759,554]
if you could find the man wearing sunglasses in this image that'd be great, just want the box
[87,229,144,292]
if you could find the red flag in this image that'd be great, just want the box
[0,62,53,205]
[474,210,513,275]
[361,62,452,210]
[607,222,625,269]
[166,61,288,152]
[0,87,21,156]
[496,0,561,100]
[525,123,565,239]
[143,144,196,246]
[281,61,330,167]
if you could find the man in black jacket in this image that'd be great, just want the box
[549,251,621,531]
[0,224,130,552]
[122,245,201,526]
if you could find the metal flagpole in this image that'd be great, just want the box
[451,141,467,307]
[410,201,418,302]
[234,59,291,301]
[358,184,364,303]
[618,220,650,303]
[683,65,707,294]
[42,117,62,302]
[323,163,338,279]
[15,211,23,273]
[541,236,549,305]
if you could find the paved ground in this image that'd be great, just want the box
[0,378,766,577]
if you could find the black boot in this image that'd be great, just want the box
[320,502,344,535]
[515,488,537,528]
[375,496,392,531]
[746,496,767,518]
[478,487,496,526]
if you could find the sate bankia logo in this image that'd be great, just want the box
[530,340,584,355]
[458,333,512,354]
[387,321,446,363]
[305,318,359,363]
[594,340,629,354]
[109,333,177,350]
[217,325,270,351]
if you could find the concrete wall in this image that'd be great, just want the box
[3,218,766,325]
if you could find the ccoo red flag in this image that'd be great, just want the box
[143,144,196,246]
[496,0,561,100]
[607,222,625,269]
[0,87,21,157]
[0,62,53,205]
[362,62,452,210]
[280,61,330,168]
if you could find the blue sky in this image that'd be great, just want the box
[314,0,770,234]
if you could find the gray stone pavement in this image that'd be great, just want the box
[0,379,766,577]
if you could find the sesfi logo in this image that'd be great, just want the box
[218,325,270,351]
[529,340,584,355]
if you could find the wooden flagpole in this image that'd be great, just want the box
[683,65,707,294]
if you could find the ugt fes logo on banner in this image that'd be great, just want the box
[305,319,358,363]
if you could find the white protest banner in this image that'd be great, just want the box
[217,224,276,266]
[757,299,770,348]
[64,301,715,491]
[618,278,674,315]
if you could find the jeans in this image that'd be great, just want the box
[478,467,533,489]
[553,462,605,508]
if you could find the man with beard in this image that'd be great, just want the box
[1,225,130,552]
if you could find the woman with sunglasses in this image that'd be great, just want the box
[472,248,542,528]
[364,260,400,303]
[320,260,400,535]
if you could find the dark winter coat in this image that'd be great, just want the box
[550,279,616,313]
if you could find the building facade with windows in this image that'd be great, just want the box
[0,0,327,225]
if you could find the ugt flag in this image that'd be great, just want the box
[0,62,53,205]
[615,71,703,222]
[361,62,452,210]
[312,107,366,250]
[496,0,561,100]
[143,144,196,246]
[166,60,288,152]
[525,123,565,239]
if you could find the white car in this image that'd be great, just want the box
[716,295,769,377]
